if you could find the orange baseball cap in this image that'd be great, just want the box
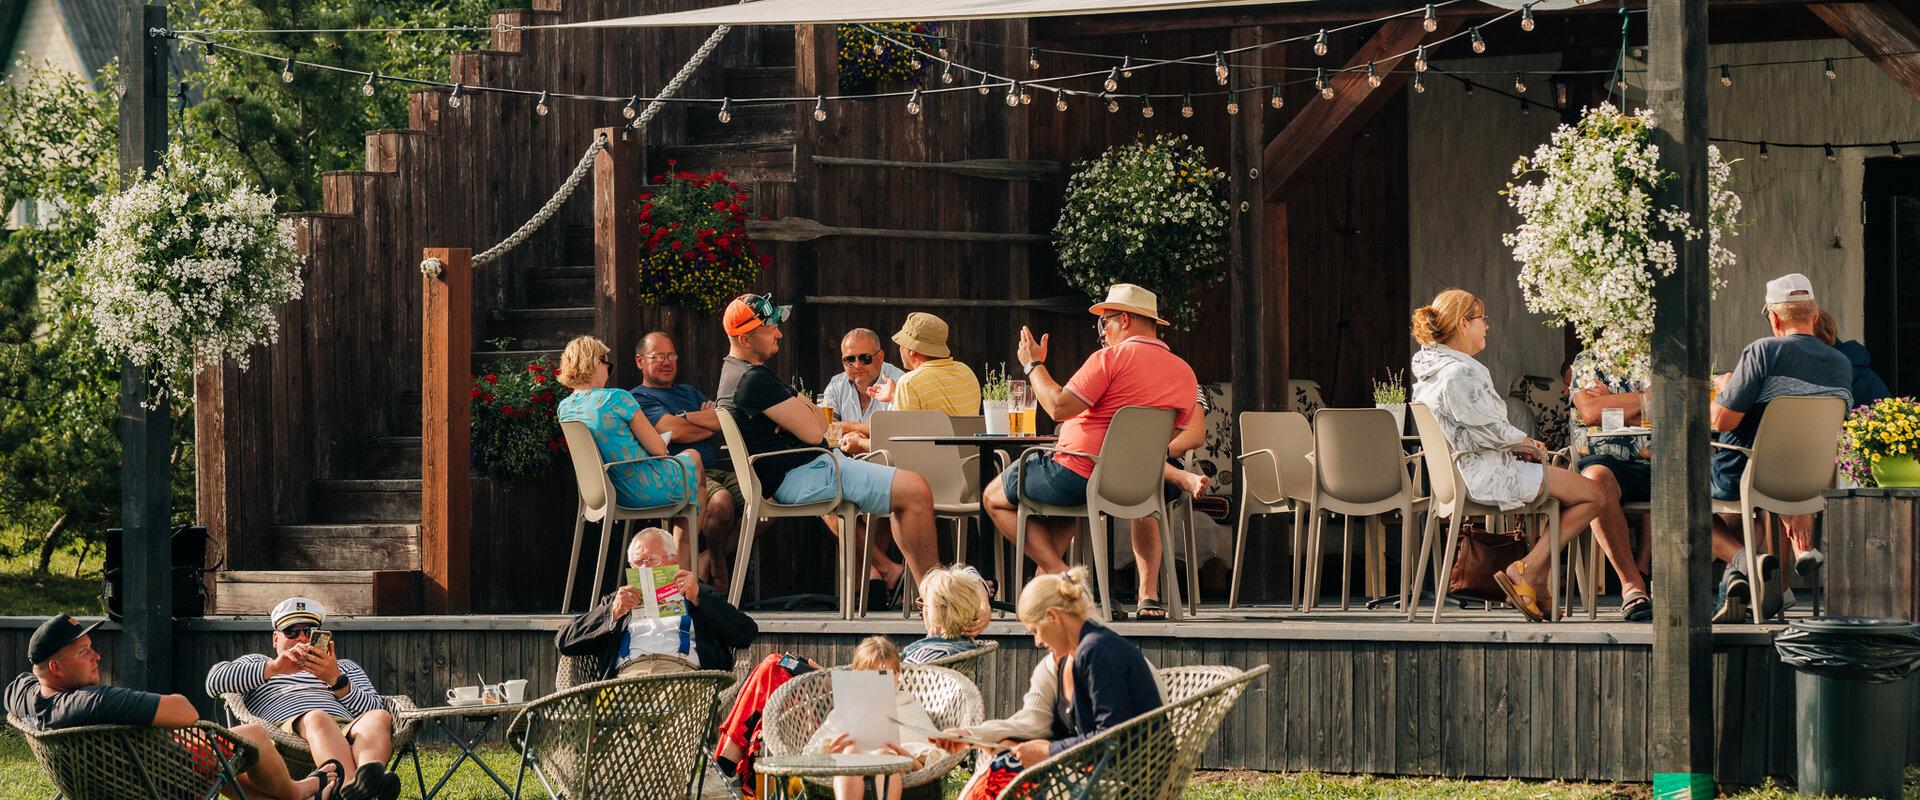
[723,293,791,336]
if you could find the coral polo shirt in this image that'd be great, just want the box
[1053,336,1198,478]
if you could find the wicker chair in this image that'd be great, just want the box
[995,664,1267,800]
[218,692,419,776]
[760,665,984,796]
[1155,665,1245,704]
[8,715,259,800]
[909,640,999,682]
[508,670,736,799]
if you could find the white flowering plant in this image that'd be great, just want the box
[1053,135,1228,327]
[78,146,303,403]
[1503,102,1741,386]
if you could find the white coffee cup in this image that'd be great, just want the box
[1601,407,1624,431]
[501,679,529,703]
[446,685,481,703]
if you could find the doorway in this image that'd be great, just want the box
[1862,158,1920,396]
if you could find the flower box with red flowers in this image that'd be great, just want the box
[470,356,565,481]
[636,166,769,313]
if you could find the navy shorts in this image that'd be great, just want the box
[1577,453,1652,504]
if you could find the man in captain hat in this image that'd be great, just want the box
[205,596,401,799]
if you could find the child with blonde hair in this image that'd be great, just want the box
[804,636,944,800]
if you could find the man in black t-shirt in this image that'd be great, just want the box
[716,294,943,598]
[5,614,331,799]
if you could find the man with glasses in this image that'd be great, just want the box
[633,331,742,586]
[557,527,759,680]
[821,328,906,435]
[841,312,981,456]
[205,597,401,799]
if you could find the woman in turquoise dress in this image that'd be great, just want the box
[556,336,702,519]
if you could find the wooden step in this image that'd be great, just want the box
[271,524,422,571]
[213,570,420,616]
[686,104,795,144]
[526,265,594,309]
[655,140,795,184]
[309,479,421,523]
[488,306,595,351]
[724,65,796,98]
[358,436,421,478]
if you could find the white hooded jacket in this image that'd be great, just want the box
[1410,344,1545,510]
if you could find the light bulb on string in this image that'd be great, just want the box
[280,57,295,83]
[1825,143,1837,161]
[937,37,949,60]
[361,72,377,97]
[906,87,923,116]
[1139,94,1154,118]
[1055,92,1068,112]
[1367,63,1381,89]
[1471,27,1487,54]
[1824,57,1837,80]
[1520,97,1531,115]
[1315,67,1333,99]
[941,63,955,84]
[622,96,638,119]
[1892,141,1904,158]
[1514,73,1527,94]
[1214,52,1229,85]
[1423,4,1438,32]
[1226,89,1240,115]
[978,72,992,95]
[535,91,551,116]
[448,84,465,108]
[873,39,885,56]
[909,55,922,71]
[1313,29,1328,57]
[1020,85,1032,105]
[1006,81,1022,107]
[1181,94,1194,118]
[1105,93,1120,113]
[1269,82,1284,109]
[1720,64,1732,87]
[1104,66,1121,93]
[1758,141,1770,161]
[1412,73,1425,93]
[1121,56,1133,78]
[1415,45,1428,73]
[1029,47,1040,72]
[717,97,733,124]
[204,42,219,65]
[1520,4,1535,32]
[813,96,827,122]
[1464,80,1476,97]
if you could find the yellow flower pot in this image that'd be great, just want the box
[1871,454,1920,488]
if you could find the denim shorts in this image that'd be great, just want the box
[997,454,1091,507]
[773,451,896,514]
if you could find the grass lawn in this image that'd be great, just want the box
[5,732,1917,800]
[0,548,106,618]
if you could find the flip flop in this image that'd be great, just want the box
[1491,561,1548,623]
[1621,590,1653,623]
[1135,598,1168,620]
[309,759,346,800]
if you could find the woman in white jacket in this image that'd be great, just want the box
[1410,288,1604,621]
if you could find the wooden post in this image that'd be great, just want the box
[117,2,171,693]
[422,248,473,613]
[1647,0,1715,794]
[593,127,640,389]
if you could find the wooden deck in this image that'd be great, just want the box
[0,604,1838,785]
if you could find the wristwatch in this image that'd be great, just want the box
[329,674,350,691]
[1024,361,1045,376]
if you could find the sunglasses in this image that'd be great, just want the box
[842,352,879,366]
[281,624,317,639]
[644,353,679,362]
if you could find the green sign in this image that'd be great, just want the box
[1653,773,1714,799]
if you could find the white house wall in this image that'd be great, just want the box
[5,0,86,81]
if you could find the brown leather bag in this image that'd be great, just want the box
[1447,523,1529,602]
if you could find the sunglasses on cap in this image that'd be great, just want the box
[842,352,878,365]
[281,624,318,639]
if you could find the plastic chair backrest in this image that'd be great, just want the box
[1088,406,1176,509]
[714,408,764,500]
[951,415,986,435]
[1748,395,1846,502]
[1411,403,1459,509]
[560,421,610,513]
[1312,408,1408,506]
[870,411,970,504]
[1240,411,1313,505]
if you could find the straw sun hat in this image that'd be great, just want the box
[1088,283,1169,326]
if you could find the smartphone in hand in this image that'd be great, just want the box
[310,630,333,653]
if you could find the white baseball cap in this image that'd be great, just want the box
[1764,273,1816,306]
[271,596,326,631]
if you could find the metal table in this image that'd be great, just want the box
[891,434,1057,545]
[755,753,913,800]
[397,701,529,799]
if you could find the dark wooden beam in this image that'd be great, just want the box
[747,216,1050,244]
[812,156,1060,181]
[117,2,172,694]
[1647,0,1715,793]
[593,127,641,388]
[1810,1,1920,99]
[1260,18,1460,199]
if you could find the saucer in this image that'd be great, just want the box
[447,697,484,707]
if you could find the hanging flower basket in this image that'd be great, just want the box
[471,356,564,482]
[1052,135,1229,327]
[635,166,768,313]
[1503,102,1742,386]
[77,145,304,403]
[837,22,940,93]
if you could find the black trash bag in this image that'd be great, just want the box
[1776,619,1920,684]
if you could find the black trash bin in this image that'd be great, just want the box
[1776,616,1920,800]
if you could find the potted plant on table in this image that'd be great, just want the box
[981,364,1012,436]
[1841,397,1920,488]
[1372,369,1408,434]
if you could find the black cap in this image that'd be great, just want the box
[28,614,103,665]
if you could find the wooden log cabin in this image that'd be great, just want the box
[194,0,1920,615]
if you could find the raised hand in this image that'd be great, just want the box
[1017,327,1049,366]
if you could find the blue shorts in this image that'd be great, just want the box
[997,454,1090,507]
[773,452,896,514]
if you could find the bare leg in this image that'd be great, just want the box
[1514,466,1605,607]
[833,774,867,800]
[987,478,1073,574]
[297,710,357,784]
[345,709,394,771]
[1782,513,1815,557]
[889,469,941,585]
[1130,517,1163,603]
[1161,464,1208,498]
[699,486,736,585]
[1579,465,1650,597]
[228,723,320,800]
[1709,513,1746,564]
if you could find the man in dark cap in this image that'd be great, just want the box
[5,614,333,799]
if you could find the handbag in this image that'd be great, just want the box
[1446,522,1529,602]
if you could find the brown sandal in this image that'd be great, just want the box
[1492,561,1549,623]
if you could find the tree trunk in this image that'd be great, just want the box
[34,512,69,576]
[72,539,93,578]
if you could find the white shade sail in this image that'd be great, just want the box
[540,0,1317,29]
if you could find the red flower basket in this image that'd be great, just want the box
[636,166,769,312]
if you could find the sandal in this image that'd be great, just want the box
[1491,561,1549,623]
[1135,598,1168,620]
[309,759,345,800]
[1621,589,1653,623]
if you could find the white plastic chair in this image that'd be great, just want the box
[1229,411,1315,609]
[714,408,864,620]
[861,410,998,616]
[558,421,700,613]
[1711,395,1846,623]
[1301,408,1426,613]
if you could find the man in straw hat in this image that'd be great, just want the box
[841,313,982,456]
[983,284,1201,620]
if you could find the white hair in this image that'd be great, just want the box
[627,527,678,564]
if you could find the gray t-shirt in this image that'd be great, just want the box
[5,673,162,731]
[1713,334,1852,493]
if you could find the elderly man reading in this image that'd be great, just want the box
[205,597,401,800]
[557,526,759,680]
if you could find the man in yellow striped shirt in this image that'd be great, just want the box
[877,312,981,415]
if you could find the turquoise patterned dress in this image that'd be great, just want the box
[559,388,699,509]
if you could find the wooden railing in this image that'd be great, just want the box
[421,247,472,613]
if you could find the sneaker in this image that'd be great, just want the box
[1757,554,1784,621]
[1795,548,1826,577]
[1780,586,1799,614]
[1712,568,1751,624]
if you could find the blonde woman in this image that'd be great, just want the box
[901,566,991,665]
[1409,289,1604,622]
[805,636,943,800]
[948,567,1161,800]
[555,336,702,534]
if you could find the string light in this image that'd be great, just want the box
[941,62,954,84]
[1005,81,1022,107]
[1423,4,1438,32]
[906,87,923,115]
[1893,142,1904,157]
[535,90,550,116]
[909,54,922,71]
[1105,93,1120,113]
[1759,141,1770,160]
[1520,4,1535,32]
[1214,52,1229,85]
[1140,94,1154,118]
[1413,73,1425,93]
[813,95,827,122]
[1520,97,1531,115]
[1226,89,1240,115]
[622,96,637,118]
[1269,82,1284,109]
[1720,65,1732,87]
[1316,67,1333,99]
[1055,92,1068,112]
[873,39,885,56]
[360,71,377,96]
[1313,29,1329,57]
[280,56,295,82]
[204,42,220,64]
[1367,63,1382,89]
[1471,27,1487,54]
[1121,56,1133,78]
[716,97,732,124]
[1104,66,1121,92]
[1020,84,1032,105]
[448,83,464,108]
[1514,72,1527,93]
[977,72,992,95]
[1825,143,1836,161]
[1824,57,1837,80]
[1181,93,1194,117]
[937,36,949,60]
[1028,47,1040,71]
[1415,45,1429,73]
[1464,81,1476,97]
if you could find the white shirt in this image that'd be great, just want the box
[618,613,699,668]
[821,363,906,423]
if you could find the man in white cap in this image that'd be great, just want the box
[206,597,401,799]
[983,284,1200,620]
[1707,272,1852,623]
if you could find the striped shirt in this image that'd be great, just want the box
[895,358,981,416]
[204,653,384,724]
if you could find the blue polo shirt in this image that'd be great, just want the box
[632,383,723,467]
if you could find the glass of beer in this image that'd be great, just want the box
[1019,404,1038,436]
[820,405,835,426]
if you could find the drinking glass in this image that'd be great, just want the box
[1009,380,1030,407]
[1601,407,1624,432]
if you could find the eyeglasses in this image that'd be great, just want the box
[597,355,611,366]
[842,352,879,366]
[281,624,317,639]
[633,554,671,568]
[643,353,679,362]
[1467,315,1488,323]
[1095,313,1126,335]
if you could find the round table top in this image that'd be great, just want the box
[1582,426,1654,437]
[891,435,1057,446]
[755,753,914,777]
[399,700,529,720]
